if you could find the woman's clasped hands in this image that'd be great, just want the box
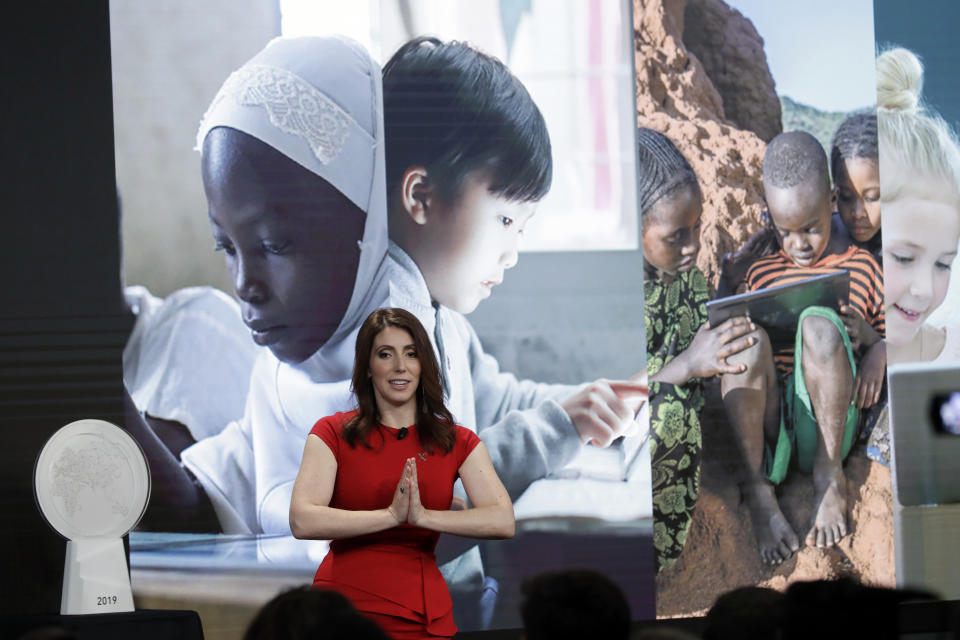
[388,457,426,526]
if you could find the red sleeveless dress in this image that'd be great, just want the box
[310,411,480,639]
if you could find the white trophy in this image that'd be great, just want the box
[34,419,151,614]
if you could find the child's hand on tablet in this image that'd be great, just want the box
[561,380,649,447]
[683,317,758,378]
[840,303,880,351]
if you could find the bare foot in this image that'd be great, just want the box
[744,482,800,565]
[806,471,848,548]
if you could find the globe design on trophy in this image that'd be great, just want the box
[34,419,151,614]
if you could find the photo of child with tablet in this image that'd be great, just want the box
[636,0,897,618]
[722,130,884,564]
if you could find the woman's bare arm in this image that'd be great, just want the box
[289,434,408,540]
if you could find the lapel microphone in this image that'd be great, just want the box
[396,427,409,440]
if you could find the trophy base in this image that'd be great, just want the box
[61,538,135,615]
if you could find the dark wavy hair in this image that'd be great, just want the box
[383,36,552,205]
[343,308,455,454]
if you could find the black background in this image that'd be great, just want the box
[1,0,131,614]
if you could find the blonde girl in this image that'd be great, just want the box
[878,47,960,365]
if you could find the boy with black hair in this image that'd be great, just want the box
[382,37,647,503]
[721,131,885,565]
[520,569,631,640]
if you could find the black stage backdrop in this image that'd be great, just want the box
[0,0,131,614]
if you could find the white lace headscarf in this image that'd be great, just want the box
[195,36,389,383]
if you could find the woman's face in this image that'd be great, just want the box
[641,185,702,283]
[369,326,421,412]
[202,128,365,364]
[883,194,960,346]
[835,157,881,244]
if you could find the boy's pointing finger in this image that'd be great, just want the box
[606,381,649,399]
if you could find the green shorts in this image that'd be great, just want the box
[763,306,859,484]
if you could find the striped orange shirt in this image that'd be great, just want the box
[744,246,884,374]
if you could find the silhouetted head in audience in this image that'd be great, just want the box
[635,627,700,640]
[17,628,76,640]
[243,586,390,640]
[520,568,630,640]
[781,577,934,640]
[704,586,786,640]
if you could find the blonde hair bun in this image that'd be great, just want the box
[877,47,924,113]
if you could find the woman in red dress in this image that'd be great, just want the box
[290,307,515,639]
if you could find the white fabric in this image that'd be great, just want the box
[196,36,377,215]
[123,286,258,441]
[182,35,389,533]
[220,64,353,165]
[183,351,354,533]
[383,242,583,501]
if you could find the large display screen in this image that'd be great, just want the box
[113,0,651,632]
[109,0,960,634]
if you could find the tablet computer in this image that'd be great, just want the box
[887,361,960,506]
[706,270,850,340]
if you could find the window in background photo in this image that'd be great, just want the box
[280,0,639,252]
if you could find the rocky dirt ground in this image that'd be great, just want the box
[654,381,894,617]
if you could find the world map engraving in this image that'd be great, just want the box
[50,436,131,522]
